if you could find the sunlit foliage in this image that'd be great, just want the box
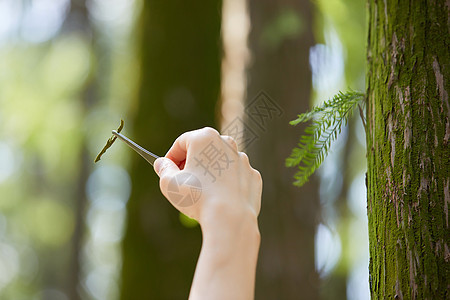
[0,0,138,299]
[287,91,364,187]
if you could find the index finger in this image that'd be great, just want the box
[165,131,192,167]
[165,127,221,168]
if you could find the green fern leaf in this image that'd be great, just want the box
[286,90,364,187]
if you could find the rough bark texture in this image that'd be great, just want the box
[366,0,449,298]
[246,0,320,298]
[119,1,221,298]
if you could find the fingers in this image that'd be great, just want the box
[165,127,221,168]
[156,127,262,221]
[154,157,180,178]
[154,157,182,204]
[221,135,238,152]
[238,152,250,165]
[250,169,262,215]
[165,132,190,168]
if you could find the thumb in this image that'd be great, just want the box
[154,157,180,178]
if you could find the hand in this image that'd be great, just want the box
[154,127,262,227]
[154,127,262,300]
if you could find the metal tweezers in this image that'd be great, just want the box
[112,130,160,166]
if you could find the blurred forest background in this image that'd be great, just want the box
[0,0,367,299]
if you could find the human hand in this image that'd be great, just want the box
[153,127,262,227]
[154,127,262,300]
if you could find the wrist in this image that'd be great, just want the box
[190,205,260,300]
[200,206,260,257]
[199,200,259,236]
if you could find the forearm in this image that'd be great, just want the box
[189,213,260,300]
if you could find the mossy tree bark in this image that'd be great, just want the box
[120,1,221,298]
[366,0,449,298]
[245,0,319,298]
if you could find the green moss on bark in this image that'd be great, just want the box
[366,0,449,299]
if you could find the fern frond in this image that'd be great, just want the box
[286,90,364,187]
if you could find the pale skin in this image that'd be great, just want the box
[153,127,262,300]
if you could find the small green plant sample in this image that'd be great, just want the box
[286,91,364,187]
[94,119,124,163]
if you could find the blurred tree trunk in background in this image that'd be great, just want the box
[322,115,356,300]
[120,1,222,299]
[63,1,94,299]
[245,0,320,298]
[366,0,449,298]
[313,0,366,298]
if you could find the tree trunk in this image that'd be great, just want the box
[245,1,320,298]
[63,1,93,299]
[366,0,449,298]
[119,1,222,298]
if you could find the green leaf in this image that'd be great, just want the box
[286,90,364,187]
